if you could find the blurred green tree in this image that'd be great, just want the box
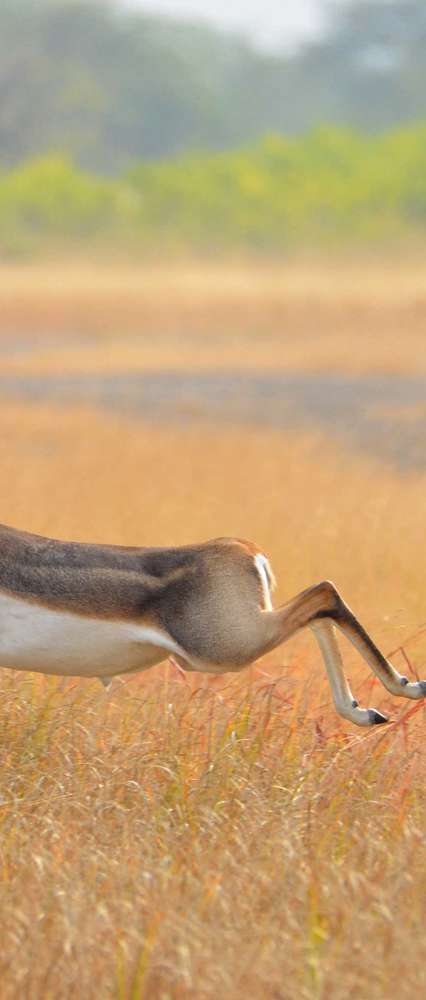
[1,0,426,171]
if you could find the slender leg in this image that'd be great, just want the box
[311,619,387,726]
[333,600,426,701]
[258,581,426,727]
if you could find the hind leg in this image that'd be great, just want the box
[311,619,388,726]
[258,581,426,725]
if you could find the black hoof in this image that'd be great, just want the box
[368,709,389,725]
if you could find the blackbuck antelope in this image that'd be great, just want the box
[0,523,425,726]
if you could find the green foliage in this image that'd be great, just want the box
[2,124,426,257]
[0,155,125,256]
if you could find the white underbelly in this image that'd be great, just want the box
[0,592,180,678]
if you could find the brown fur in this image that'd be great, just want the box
[0,525,267,663]
[0,523,407,678]
[0,524,320,668]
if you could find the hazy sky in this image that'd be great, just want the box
[121,0,330,51]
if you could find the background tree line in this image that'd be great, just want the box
[1,0,426,173]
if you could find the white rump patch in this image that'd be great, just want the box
[254,553,276,611]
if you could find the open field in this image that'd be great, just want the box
[1,397,426,998]
[1,261,426,375]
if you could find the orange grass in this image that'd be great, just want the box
[1,669,425,1000]
[0,261,426,374]
[0,401,426,997]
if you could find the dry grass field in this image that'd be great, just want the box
[0,262,426,998]
[0,260,426,375]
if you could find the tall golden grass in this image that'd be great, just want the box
[0,396,426,998]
